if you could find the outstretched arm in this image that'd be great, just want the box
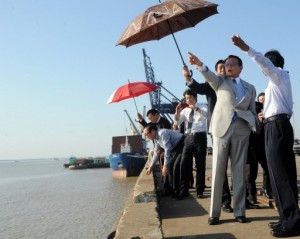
[188,52,203,68]
[232,34,250,52]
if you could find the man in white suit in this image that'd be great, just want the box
[186,52,257,225]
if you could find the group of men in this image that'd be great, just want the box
[139,35,299,238]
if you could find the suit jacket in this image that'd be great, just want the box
[139,116,172,129]
[201,68,256,138]
[187,79,216,131]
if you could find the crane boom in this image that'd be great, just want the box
[124,110,140,135]
[142,48,179,121]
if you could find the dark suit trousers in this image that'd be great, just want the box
[264,119,299,229]
[246,144,258,202]
[180,132,207,195]
[256,137,272,194]
[169,136,185,193]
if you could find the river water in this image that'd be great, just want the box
[0,159,137,239]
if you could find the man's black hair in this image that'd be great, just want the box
[215,59,225,71]
[183,89,197,100]
[146,109,159,117]
[264,50,284,68]
[225,55,243,66]
[144,123,157,133]
[257,92,265,101]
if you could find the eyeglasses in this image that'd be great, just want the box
[224,62,239,67]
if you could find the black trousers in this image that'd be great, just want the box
[264,118,299,229]
[255,129,272,195]
[169,136,185,193]
[180,132,207,195]
[246,143,258,202]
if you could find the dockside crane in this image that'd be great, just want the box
[124,110,141,135]
[142,49,180,123]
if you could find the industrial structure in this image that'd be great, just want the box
[142,48,180,123]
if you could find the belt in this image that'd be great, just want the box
[263,114,290,124]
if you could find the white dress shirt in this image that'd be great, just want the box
[174,103,207,134]
[247,47,293,118]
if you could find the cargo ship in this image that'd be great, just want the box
[108,135,148,177]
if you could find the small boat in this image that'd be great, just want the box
[108,135,147,177]
[68,163,88,170]
[63,156,110,169]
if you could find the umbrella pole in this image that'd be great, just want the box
[157,0,192,76]
[132,97,139,113]
[157,0,185,66]
[167,22,186,66]
[167,21,193,76]
[127,79,139,113]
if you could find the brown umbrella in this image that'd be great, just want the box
[116,0,218,66]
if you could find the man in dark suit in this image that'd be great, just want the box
[137,109,171,129]
[183,61,233,213]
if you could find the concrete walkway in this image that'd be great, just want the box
[110,156,300,239]
[159,155,300,239]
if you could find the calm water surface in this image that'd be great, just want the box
[0,159,137,239]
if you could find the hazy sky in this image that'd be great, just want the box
[1,0,300,160]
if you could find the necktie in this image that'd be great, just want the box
[187,109,194,130]
[232,79,238,122]
[232,78,245,103]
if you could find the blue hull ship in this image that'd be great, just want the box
[109,152,147,177]
[108,135,147,177]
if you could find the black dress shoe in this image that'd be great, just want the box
[247,199,258,205]
[176,191,189,200]
[171,190,179,198]
[208,217,219,225]
[197,193,205,198]
[235,216,247,223]
[268,221,282,230]
[246,200,259,209]
[271,226,300,237]
[262,188,273,199]
[222,204,233,213]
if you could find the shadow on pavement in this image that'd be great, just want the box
[165,233,237,239]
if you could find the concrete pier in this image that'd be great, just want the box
[109,156,300,239]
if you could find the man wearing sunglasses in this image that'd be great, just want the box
[187,52,257,225]
[182,60,234,213]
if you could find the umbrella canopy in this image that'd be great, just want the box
[116,0,218,65]
[107,82,159,111]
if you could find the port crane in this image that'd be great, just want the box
[142,48,180,123]
[124,109,141,135]
[123,49,181,135]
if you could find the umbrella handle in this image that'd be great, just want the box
[189,69,193,77]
